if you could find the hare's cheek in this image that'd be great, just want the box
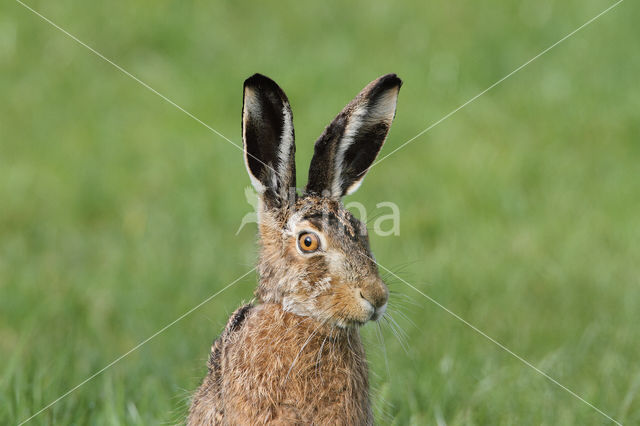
[308,276,332,298]
[316,282,358,323]
[311,286,344,319]
[323,250,347,271]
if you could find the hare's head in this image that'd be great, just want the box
[242,73,401,328]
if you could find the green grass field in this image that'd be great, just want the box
[2,0,639,424]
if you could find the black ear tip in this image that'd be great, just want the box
[243,73,289,103]
[244,73,278,90]
[378,73,403,90]
[366,74,402,102]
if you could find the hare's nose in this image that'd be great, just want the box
[359,278,388,310]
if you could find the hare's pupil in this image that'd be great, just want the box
[304,236,312,247]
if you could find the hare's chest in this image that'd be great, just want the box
[220,306,372,423]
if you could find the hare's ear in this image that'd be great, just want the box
[243,74,296,206]
[305,74,401,198]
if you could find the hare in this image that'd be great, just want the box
[188,73,402,425]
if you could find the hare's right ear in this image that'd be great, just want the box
[305,74,401,198]
[242,74,296,207]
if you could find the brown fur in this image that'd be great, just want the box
[188,199,382,425]
[189,303,372,425]
[188,73,401,425]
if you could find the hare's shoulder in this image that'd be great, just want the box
[189,304,254,424]
[207,303,254,371]
[223,303,254,336]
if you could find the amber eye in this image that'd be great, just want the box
[298,232,320,253]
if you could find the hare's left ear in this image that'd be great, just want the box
[305,74,401,198]
[243,74,296,207]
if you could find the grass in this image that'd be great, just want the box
[1,0,639,424]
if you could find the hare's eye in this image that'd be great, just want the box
[298,232,320,253]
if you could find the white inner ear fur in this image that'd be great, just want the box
[367,88,399,125]
[331,87,399,198]
[243,87,267,194]
[276,104,294,188]
[331,103,368,197]
[343,174,365,196]
[243,87,262,117]
[243,89,293,195]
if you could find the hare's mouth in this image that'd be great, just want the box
[334,318,367,329]
[333,296,387,329]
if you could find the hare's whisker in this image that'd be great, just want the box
[386,313,409,341]
[285,321,326,382]
[285,302,343,383]
[381,315,410,355]
[387,306,416,328]
[315,334,329,380]
[376,321,391,380]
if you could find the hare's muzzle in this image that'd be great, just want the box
[357,278,389,322]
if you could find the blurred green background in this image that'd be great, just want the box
[1,0,639,424]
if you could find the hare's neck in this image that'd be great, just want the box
[249,303,371,421]
[261,303,366,364]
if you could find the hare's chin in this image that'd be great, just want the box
[334,318,367,329]
[337,301,387,327]
[334,309,381,329]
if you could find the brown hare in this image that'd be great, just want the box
[188,73,402,425]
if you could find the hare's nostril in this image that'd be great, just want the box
[359,290,365,300]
